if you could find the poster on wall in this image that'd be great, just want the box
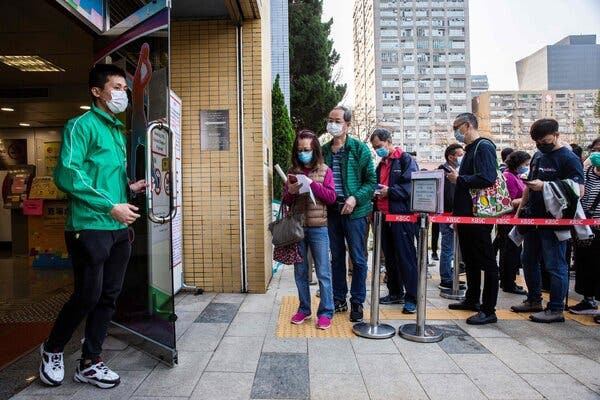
[170,91,183,269]
[0,139,27,169]
[44,141,61,175]
[200,110,230,150]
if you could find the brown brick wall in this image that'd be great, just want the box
[171,17,272,294]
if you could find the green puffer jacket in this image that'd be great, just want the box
[322,135,377,219]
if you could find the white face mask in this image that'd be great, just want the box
[327,122,344,137]
[105,90,128,114]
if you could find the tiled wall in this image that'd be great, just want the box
[171,17,272,294]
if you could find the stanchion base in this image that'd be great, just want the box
[439,288,466,300]
[398,323,443,343]
[353,323,396,339]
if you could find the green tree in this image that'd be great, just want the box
[272,75,295,199]
[289,0,346,135]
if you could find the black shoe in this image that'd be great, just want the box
[431,252,439,261]
[448,301,480,311]
[438,280,466,290]
[379,294,405,304]
[466,311,498,325]
[350,303,363,322]
[334,300,348,313]
[503,285,528,295]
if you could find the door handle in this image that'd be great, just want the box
[146,121,177,224]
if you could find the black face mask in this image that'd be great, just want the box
[536,142,555,153]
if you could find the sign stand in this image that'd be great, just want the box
[398,213,443,343]
[398,171,444,343]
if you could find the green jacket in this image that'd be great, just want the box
[54,103,129,231]
[322,135,376,219]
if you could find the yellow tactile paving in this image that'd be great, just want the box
[276,295,597,338]
[564,313,598,326]
[276,296,369,338]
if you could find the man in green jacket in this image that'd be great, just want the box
[322,106,377,322]
[39,64,147,389]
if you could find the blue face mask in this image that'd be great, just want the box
[454,129,466,143]
[456,156,463,166]
[375,147,389,158]
[298,150,313,164]
[517,166,529,175]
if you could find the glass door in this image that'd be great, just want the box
[94,3,177,365]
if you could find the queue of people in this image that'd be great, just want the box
[284,108,600,330]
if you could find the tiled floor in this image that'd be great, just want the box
[4,260,600,400]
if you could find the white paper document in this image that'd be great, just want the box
[295,174,316,205]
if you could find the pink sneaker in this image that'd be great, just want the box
[291,312,311,324]
[316,316,331,330]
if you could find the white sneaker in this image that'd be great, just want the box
[74,359,120,389]
[39,344,64,386]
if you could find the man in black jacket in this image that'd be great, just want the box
[446,113,499,325]
[437,144,464,290]
[370,129,420,314]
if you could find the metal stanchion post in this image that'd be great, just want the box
[440,227,466,300]
[399,213,443,343]
[353,211,396,339]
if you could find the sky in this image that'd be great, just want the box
[322,0,600,106]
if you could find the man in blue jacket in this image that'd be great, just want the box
[446,113,499,325]
[370,128,419,313]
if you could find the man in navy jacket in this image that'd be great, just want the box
[370,128,419,314]
[446,113,500,325]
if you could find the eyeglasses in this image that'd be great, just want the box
[453,121,466,131]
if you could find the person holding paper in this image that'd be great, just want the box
[283,130,337,330]
[370,128,420,314]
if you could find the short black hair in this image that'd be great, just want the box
[370,128,392,143]
[333,106,352,122]
[89,64,126,93]
[588,137,600,150]
[500,147,514,162]
[408,151,417,156]
[454,112,478,130]
[505,151,531,172]
[570,143,583,158]
[444,143,463,162]
[530,118,558,141]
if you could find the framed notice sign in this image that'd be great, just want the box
[410,170,445,213]
[200,110,230,151]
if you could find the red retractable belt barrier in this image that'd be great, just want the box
[385,212,600,226]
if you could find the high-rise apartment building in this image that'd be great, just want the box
[354,0,471,162]
[516,35,600,91]
[271,0,291,112]
[470,74,488,98]
[473,90,599,152]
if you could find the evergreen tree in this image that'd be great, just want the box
[272,75,295,199]
[289,0,346,135]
